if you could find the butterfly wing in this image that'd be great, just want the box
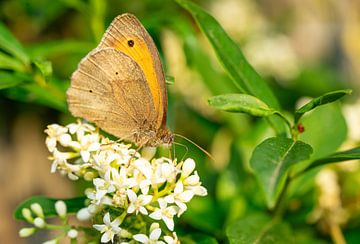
[97,13,167,130]
[67,47,156,142]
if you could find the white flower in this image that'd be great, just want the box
[183,171,208,196]
[160,159,178,182]
[93,212,121,243]
[127,190,152,215]
[133,223,165,244]
[164,232,179,244]
[149,199,178,231]
[69,134,100,162]
[133,158,166,194]
[165,181,194,216]
[45,124,68,152]
[90,177,116,205]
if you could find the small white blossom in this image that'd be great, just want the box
[69,134,100,162]
[149,199,178,231]
[165,181,194,216]
[45,124,68,152]
[127,190,152,215]
[164,232,179,244]
[133,223,164,244]
[93,212,121,243]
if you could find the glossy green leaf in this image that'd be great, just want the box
[295,89,352,122]
[250,137,313,208]
[304,147,360,173]
[226,214,294,244]
[175,0,279,109]
[298,104,347,160]
[209,94,277,117]
[14,196,87,221]
[0,22,30,65]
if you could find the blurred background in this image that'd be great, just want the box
[1,0,359,243]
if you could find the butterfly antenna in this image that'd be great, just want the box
[173,141,189,162]
[174,133,215,161]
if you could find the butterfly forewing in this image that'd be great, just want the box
[67,48,156,142]
[98,13,168,130]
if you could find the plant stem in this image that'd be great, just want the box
[272,176,291,219]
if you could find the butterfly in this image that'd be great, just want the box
[67,13,173,147]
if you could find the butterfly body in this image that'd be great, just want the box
[67,13,173,147]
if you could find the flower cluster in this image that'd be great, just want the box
[43,120,207,243]
[19,201,78,243]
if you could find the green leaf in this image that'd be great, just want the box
[181,233,218,244]
[14,196,87,221]
[34,59,53,80]
[175,0,279,109]
[304,147,360,173]
[0,71,24,89]
[0,52,27,72]
[250,137,313,208]
[0,22,30,65]
[295,89,351,122]
[208,94,277,117]
[298,103,347,160]
[226,214,294,244]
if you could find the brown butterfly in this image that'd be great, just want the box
[67,13,173,147]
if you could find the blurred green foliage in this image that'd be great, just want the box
[2,0,360,243]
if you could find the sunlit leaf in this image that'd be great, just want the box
[209,94,277,117]
[295,89,352,122]
[175,0,279,109]
[303,147,360,173]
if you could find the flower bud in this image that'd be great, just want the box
[76,208,92,221]
[55,200,67,218]
[22,208,33,223]
[182,159,195,177]
[33,217,46,228]
[67,229,78,239]
[84,171,96,181]
[19,227,36,237]
[43,239,58,244]
[30,203,44,218]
